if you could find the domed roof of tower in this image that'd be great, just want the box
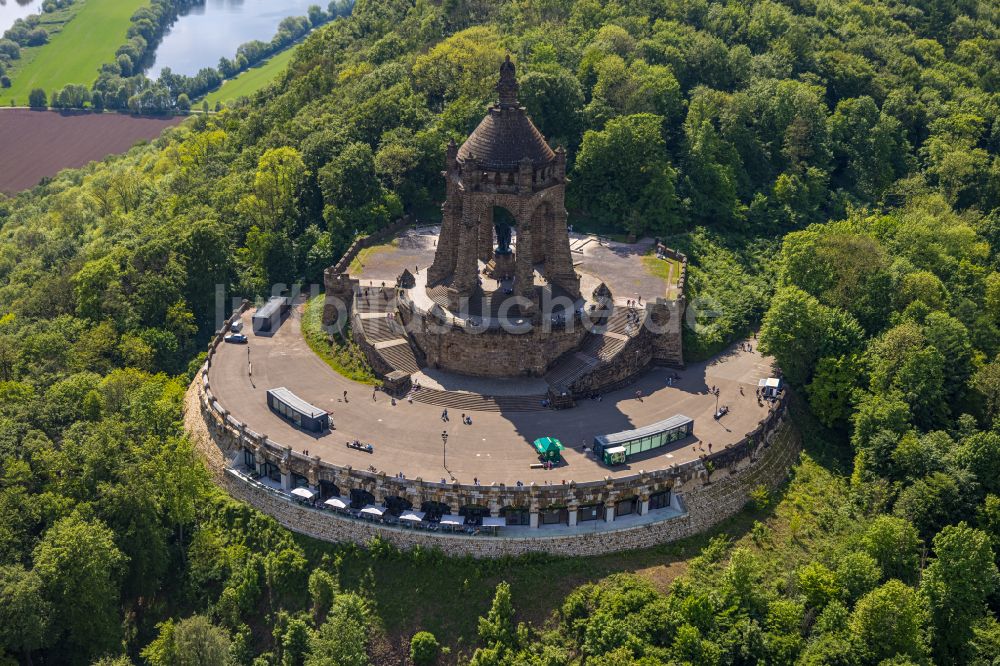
[457,55,556,171]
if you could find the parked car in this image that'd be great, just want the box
[224,333,248,344]
[230,320,244,332]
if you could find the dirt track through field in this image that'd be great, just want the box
[0,109,185,194]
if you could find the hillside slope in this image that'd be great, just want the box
[0,0,999,662]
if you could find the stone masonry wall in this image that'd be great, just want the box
[408,320,588,377]
[189,386,798,557]
[322,216,410,326]
[188,327,799,557]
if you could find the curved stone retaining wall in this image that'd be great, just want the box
[189,313,799,556]
[201,422,798,558]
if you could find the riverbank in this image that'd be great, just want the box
[203,42,299,107]
[4,0,149,105]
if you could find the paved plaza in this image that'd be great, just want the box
[354,227,679,306]
[209,305,774,486]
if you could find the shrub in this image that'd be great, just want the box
[749,484,771,511]
[410,631,441,666]
[28,88,46,108]
[26,28,48,47]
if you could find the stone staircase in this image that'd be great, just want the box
[355,285,395,313]
[544,306,644,393]
[408,386,548,412]
[375,340,420,374]
[355,287,420,377]
[359,316,403,343]
[581,332,628,361]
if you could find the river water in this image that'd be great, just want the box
[0,0,40,35]
[147,0,320,78]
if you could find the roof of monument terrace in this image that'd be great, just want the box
[457,56,556,171]
[457,108,556,171]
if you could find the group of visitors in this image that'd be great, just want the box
[439,408,471,424]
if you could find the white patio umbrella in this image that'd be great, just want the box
[290,487,316,501]
[323,497,347,509]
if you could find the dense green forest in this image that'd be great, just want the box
[1,0,999,662]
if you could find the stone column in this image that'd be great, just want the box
[604,503,615,523]
[451,209,480,298]
[640,498,650,516]
[254,449,265,477]
[514,216,535,311]
[529,511,539,528]
[427,151,463,285]
[568,506,578,527]
[478,208,494,263]
[531,205,547,264]
[308,457,320,494]
[543,203,580,297]
[280,465,291,490]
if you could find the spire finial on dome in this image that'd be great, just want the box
[497,54,518,108]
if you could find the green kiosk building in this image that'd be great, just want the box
[594,415,694,466]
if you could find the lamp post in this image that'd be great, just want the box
[442,430,449,469]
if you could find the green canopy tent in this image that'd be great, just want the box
[533,437,565,463]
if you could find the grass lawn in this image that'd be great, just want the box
[203,44,298,106]
[6,0,149,106]
[347,242,395,274]
[642,253,683,298]
[300,293,378,385]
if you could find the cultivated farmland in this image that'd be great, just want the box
[0,109,184,194]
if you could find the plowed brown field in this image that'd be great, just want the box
[0,109,186,194]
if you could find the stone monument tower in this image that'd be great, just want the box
[427,55,580,313]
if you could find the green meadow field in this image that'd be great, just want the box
[203,43,298,106]
[6,0,149,106]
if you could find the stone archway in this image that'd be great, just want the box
[500,505,529,526]
[384,495,413,516]
[318,480,340,500]
[420,501,450,520]
[459,505,491,526]
[475,203,521,278]
[349,488,375,509]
